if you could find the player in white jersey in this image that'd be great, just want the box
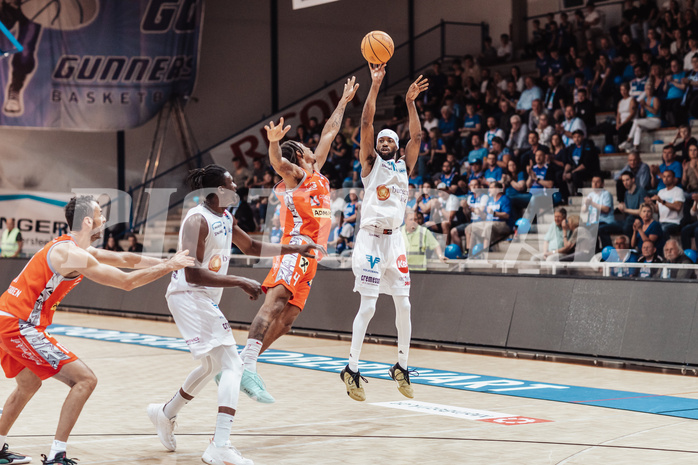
[340,64,428,401]
[147,164,322,465]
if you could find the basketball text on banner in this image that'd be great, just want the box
[0,0,203,130]
[0,190,73,254]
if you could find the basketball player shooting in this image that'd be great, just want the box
[340,64,428,401]
[0,0,42,116]
[0,195,194,465]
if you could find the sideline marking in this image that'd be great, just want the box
[371,400,552,425]
[48,325,698,420]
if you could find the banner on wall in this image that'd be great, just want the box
[0,190,74,254]
[209,83,361,168]
[0,0,203,130]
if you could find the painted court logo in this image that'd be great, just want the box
[366,255,381,269]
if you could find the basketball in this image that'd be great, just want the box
[361,31,394,65]
[21,0,100,31]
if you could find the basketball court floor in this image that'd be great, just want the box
[3,311,698,464]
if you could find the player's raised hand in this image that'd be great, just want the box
[168,249,195,270]
[341,76,360,103]
[265,117,292,143]
[239,277,263,300]
[368,63,386,84]
[298,243,327,259]
[406,75,428,102]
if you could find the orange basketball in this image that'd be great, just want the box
[361,31,394,65]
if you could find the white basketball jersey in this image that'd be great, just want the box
[166,204,232,304]
[360,157,409,230]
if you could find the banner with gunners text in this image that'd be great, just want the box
[0,0,203,130]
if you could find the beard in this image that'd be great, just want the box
[378,147,398,161]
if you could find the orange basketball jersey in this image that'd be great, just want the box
[276,169,332,246]
[0,234,83,329]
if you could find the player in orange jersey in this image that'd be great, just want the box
[0,195,194,465]
[236,77,359,403]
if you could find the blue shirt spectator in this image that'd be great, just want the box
[516,77,543,112]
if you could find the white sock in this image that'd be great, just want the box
[48,440,66,460]
[393,295,412,370]
[0,434,6,446]
[163,390,189,419]
[349,295,378,372]
[213,412,234,447]
[241,339,263,373]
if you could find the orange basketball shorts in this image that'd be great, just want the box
[262,251,318,311]
[0,315,78,380]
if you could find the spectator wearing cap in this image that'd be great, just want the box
[561,129,600,198]
[467,158,485,183]
[506,115,530,159]
[561,105,587,147]
[650,170,684,238]
[663,239,696,279]
[637,240,664,278]
[464,181,512,253]
[401,210,446,271]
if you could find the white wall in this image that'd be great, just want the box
[0,0,510,194]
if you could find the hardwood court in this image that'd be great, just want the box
[3,311,698,464]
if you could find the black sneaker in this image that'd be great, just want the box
[41,452,78,465]
[388,363,416,399]
[340,365,367,402]
[0,443,31,464]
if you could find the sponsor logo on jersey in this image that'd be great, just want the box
[211,220,226,237]
[7,285,21,298]
[299,257,310,273]
[366,255,381,269]
[185,337,201,345]
[208,255,222,272]
[360,275,380,284]
[377,184,391,201]
[312,208,331,218]
[397,255,409,274]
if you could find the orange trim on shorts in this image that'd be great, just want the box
[262,253,317,311]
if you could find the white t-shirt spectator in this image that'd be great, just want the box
[497,42,513,60]
[423,117,439,132]
[685,49,698,71]
[562,117,587,146]
[658,186,685,224]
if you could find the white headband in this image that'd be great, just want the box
[376,129,399,149]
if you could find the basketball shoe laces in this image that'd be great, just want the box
[349,370,368,388]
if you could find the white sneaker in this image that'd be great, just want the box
[3,89,21,115]
[618,140,631,151]
[147,403,177,451]
[202,441,254,465]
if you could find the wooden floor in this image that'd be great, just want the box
[3,312,698,464]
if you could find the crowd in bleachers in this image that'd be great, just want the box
[226,0,698,277]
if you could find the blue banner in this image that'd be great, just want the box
[0,0,202,130]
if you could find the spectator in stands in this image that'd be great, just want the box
[480,36,498,65]
[343,189,360,230]
[608,235,639,278]
[550,214,595,262]
[467,134,488,165]
[535,113,555,148]
[543,74,567,114]
[681,143,698,194]
[550,133,566,169]
[651,145,682,190]
[650,170,685,237]
[616,151,651,197]
[483,152,503,187]
[574,88,596,130]
[618,169,649,232]
[672,125,697,162]
[531,207,568,261]
[464,181,512,253]
[583,175,614,248]
[527,98,546,131]
[422,109,438,132]
[425,182,460,238]
[506,114,530,159]
[126,233,143,253]
[433,161,457,188]
[231,157,252,188]
[104,235,123,252]
[535,47,551,78]
[520,131,548,167]
[549,48,569,78]
[462,55,480,84]
[417,181,435,222]
[501,76,519,102]
[516,76,542,113]
[680,54,698,120]
[584,1,605,44]
[562,129,599,198]
[561,105,587,146]
[629,63,649,101]
[631,202,663,251]
[663,59,688,126]
[428,128,447,170]
[496,98,515,135]
[343,147,362,188]
[637,239,663,278]
[685,36,698,70]
[526,148,556,195]
[458,102,481,154]
[402,210,446,271]
[497,33,513,62]
[619,79,661,152]
[484,116,506,149]
[590,54,614,110]
[663,239,696,279]
[438,106,457,152]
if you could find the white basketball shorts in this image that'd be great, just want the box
[166,291,237,359]
[352,228,411,297]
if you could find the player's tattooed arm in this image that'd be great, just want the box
[315,76,359,170]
